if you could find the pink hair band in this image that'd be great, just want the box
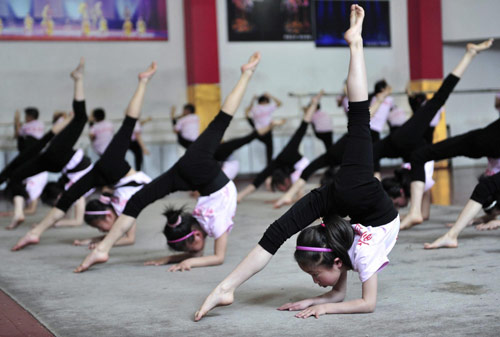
[85,210,112,215]
[296,246,333,252]
[168,231,196,244]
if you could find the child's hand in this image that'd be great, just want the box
[168,260,192,272]
[277,299,314,311]
[294,304,327,319]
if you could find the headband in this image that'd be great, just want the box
[85,210,112,215]
[296,246,333,253]
[168,215,182,228]
[167,231,196,244]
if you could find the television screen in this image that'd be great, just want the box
[314,0,390,47]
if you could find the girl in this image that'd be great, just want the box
[11,61,157,251]
[368,79,393,143]
[237,92,322,203]
[74,170,152,248]
[245,92,282,165]
[74,52,261,273]
[14,107,45,152]
[425,171,500,249]
[195,6,399,320]
[171,104,199,149]
[89,108,114,156]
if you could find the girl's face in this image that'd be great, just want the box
[93,212,118,232]
[184,230,205,253]
[300,259,343,288]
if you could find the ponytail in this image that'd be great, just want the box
[295,213,354,270]
[163,205,204,251]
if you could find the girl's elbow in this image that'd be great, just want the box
[364,301,376,313]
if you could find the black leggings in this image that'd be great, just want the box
[374,74,459,171]
[300,134,347,181]
[56,116,136,212]
[0,131,54,185]
[247,117,273,165]
[410,119,500,182]
[214,130,259,162]
[17,135,38,153]
[471,172,500,207]
[258,101,397,254]
[9,101,87,193]
[123,111,232,218]
[252,121,308,188]
[128,140,143,170]
[313,130,333,150]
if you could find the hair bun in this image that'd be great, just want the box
[99,195,112,204]
[168,215,182,228]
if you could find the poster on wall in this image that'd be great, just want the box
[0,0,168,41]
[314,0,390,47]
[228,0,312,41]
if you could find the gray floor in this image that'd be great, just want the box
[1,181,500,336]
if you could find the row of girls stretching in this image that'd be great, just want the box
[49,5,401,319]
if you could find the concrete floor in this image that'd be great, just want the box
[1,175,500,336]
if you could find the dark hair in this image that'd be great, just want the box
[183,104,196,114]
[271,168,291,192]
[163,205,205,251]
[381,168,411,199]
[41,182,64,206]
[52,111,65,124]
[258,95,270,104]
[84,194,113,227]
[320,167,337,187]
[92,108,106,122]
[25,107,39,120]
[368,79,388,102]
[294,213,354,270]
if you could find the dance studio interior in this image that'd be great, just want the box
[1,0,499,336]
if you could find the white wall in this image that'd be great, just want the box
[217,0,410,173]
[442,0,500,42]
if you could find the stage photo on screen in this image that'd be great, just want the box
[228,0,312,42]
[314,0,390,47]
[0,0,168,41]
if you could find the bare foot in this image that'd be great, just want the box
[74,249,109,273]
[194,285,234,321]
[70,57,85,80]
[424,233,458,249]
[476,220,500,231]
[344,5,364,45]
[6,216,25,230]
[400,213,423,230]
[466,38,494,54]
[11,233,40,251]
[241,52,261,74]
[138,62,157,82]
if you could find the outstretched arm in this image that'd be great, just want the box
[265,92,283,107]
[295,273,377,318]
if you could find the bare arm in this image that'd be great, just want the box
[295,273,377,318]
[274,178,306,208]
[266,93,282,107]
[113,222,137,246]
[169,232,228,271]
[14,110,21,137]
[144,251,202,266]
[244,96,257,116]
[135,132,150,155]
[54,197,85,227]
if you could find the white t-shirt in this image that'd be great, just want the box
[250,101,277,130]
[174,114,200,141]
[89,120,114,155]
[370,96,394,132]
[111,171,152,216]
[291,156,310,183]
[193,180,237,239]
[387,106,407,127]
[347,215,400,283]
[24,171,48,203]
[429,107,444,127]
[19,120,44,139]
[311,110,333,132]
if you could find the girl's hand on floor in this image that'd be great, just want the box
[294,304,327,319]
[73,239,92,246]
[168,260,192,272]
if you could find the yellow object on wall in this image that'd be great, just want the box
[187,83,221,132]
